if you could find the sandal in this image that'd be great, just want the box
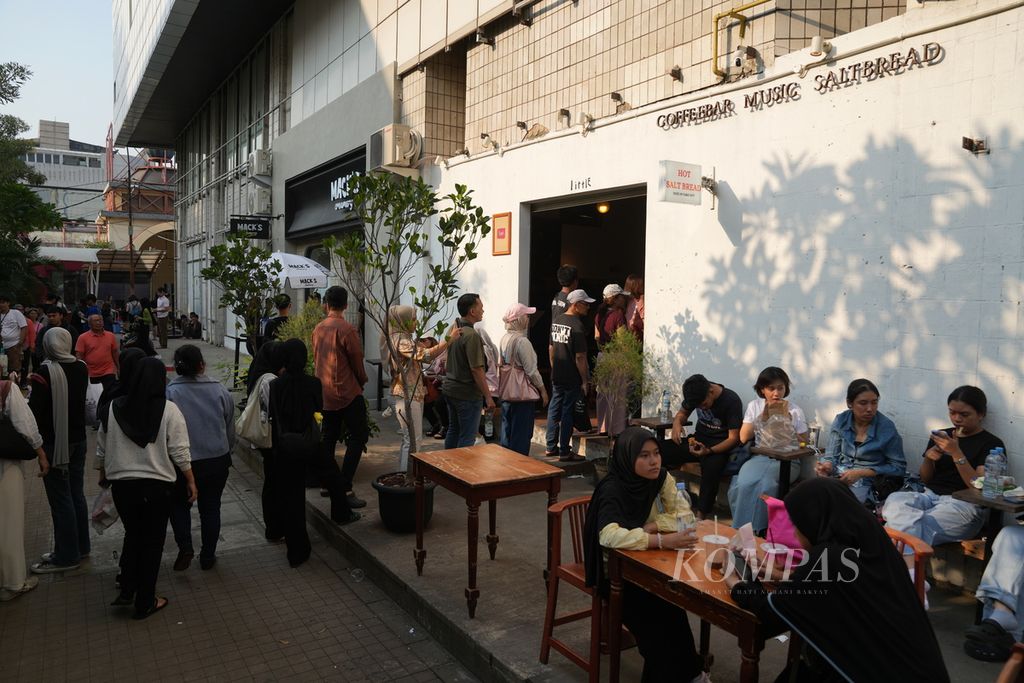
[133,596,169,620]
[963,619,1014,662]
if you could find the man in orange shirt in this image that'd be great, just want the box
[312,286,370,520]
[75,314,120,393]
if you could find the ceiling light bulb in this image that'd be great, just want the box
[596,203,610,214]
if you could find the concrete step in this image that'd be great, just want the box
[529,420,612,460]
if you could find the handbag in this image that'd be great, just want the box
[0,380,38,460]
[497,337,540,403]
[84,381,104,426]
[236,373,274,449]
[279,418,322,462]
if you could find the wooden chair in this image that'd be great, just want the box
[539,494,632,682]
[998,643,1024,683]
[884,527,934,605]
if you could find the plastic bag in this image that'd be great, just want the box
[90,487,119,534]
[84,381,103,427]
[755,413,799,451]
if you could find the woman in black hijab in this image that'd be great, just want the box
[268,339,355,567]
[247,340,286,540]
[728,478,950,682]
[583,427,703,682]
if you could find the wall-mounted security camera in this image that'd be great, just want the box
[475,29,495,47]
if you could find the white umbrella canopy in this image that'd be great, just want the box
[267,252,331,288]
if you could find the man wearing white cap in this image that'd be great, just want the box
[545,289,594,461]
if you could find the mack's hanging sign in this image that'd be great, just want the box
[657,42,945,131]
[659,161,702,205]
[229,216,271,239]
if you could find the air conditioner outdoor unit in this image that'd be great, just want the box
[368,124,422,169]
[247,186,272,215]
[247,149,272,177]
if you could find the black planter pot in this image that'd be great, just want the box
[371,473,437,533]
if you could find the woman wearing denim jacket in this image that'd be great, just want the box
[815,378,906,504]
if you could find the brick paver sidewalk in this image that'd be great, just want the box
[0,430,477,683]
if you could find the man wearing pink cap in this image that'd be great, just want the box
[499,303,548,454]
[545,289,594,461]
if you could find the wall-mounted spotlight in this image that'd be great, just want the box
[480,132,497,150]
[668,65,683,81]
[475,29,495,47]
[809,35,832,57]
[516,121,528,131]
[962,136,989,155]
[610,92,622,103]
[558,108,572,126]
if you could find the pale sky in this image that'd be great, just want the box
[0,0,113,145]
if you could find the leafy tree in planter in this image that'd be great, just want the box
[200,235,282,354]
[325,172,489,478]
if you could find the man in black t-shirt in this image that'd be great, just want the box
[545,288,594,461]
[262,293,292,343]
[550,264,578,322]
[662,374,744,516]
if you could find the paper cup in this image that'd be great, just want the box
[702,534,730,568]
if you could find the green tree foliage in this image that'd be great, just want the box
[593,326,670,416]
[0,62,57,300]
[200,236,283,345]
[326,172,490,474]
[275,298,324,374]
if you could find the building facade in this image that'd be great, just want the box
[23,120,108,224]
[115,0,1024,465]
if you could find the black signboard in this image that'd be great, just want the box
[229,216,271,239]
[285,147,366,239]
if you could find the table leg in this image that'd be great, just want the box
[486,499,499,560]
[778,460,792,498]
[607,553,624,683]
[543,481,560,584]
[414,469,427,576]
[976,509,1004,624]
[699,619,712,672]
[466,501,481,618]
[739,640,760,683]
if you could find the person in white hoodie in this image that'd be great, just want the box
[166,345,235,571]
[97,356,194,620]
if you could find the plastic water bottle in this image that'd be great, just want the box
[675,482,695,531]
[660,390,672,422]
[983,447,1007,499]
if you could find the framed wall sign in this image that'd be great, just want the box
[492,212,512,256]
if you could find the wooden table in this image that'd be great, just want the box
[749,446,817,497]
[413,443,562,618]
[629,417,692,442]
[952,488,1024,622]
[607,520,785,682]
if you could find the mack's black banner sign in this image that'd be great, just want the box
[229,216,271,239]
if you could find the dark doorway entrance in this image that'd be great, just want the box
[527,193,647,375]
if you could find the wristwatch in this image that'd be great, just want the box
[955,457,967,466]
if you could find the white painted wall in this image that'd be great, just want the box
[434,1,1024,475]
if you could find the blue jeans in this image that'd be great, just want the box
[501,401,535,455]
[445,396,483,448]
[169,454,231,559]
[977,525,1024,641]
[545,385,580,454]
[882,489,985,548]
[41,440,90,565]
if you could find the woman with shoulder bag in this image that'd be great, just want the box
[498,304,547,455]
[0,378,48,601]
[268,339,337,567]
[244,341,286,541]
[166,345,236,571]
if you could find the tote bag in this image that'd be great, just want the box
[0,380,37,460]
[497,337,540,403]
[235,373,274,449]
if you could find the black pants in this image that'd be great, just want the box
[278,452,312,566]
[424,395,448,434]
[321,395,369,495]
[659,438,730,515]
[111,479,173,615]
[260,448,284,539]
[622,582,701,682]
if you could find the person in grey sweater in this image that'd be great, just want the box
[166,345,235,571]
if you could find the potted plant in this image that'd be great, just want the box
[200,235,282,357]
[592,326,668,482]
[325,172,489,532]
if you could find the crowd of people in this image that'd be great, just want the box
[1,272,1022,677]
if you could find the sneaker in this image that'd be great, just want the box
[0,577,39,602]
[40,551,89,563]
[558,452,585,462]
[199,556,217,571]
[30,560,79,574]
[346,492,367,509]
